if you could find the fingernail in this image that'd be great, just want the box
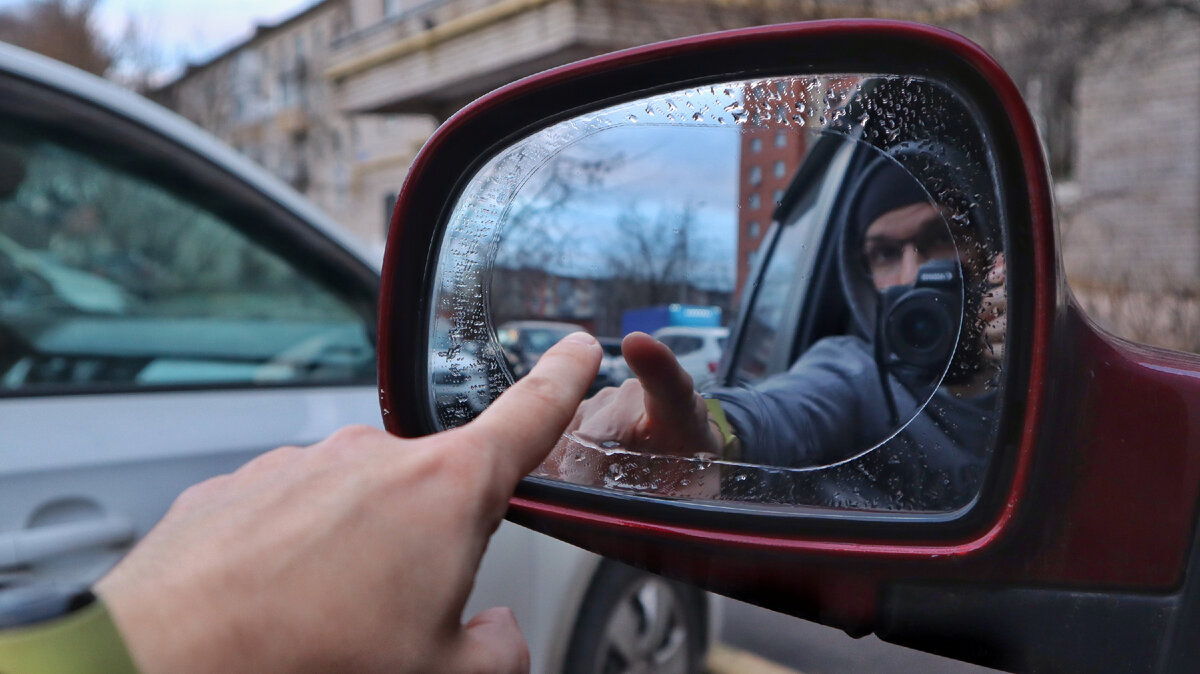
[563,332,598,347]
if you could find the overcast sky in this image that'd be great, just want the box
[0,0,316,78]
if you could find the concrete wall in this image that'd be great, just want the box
[1064,14,1200,350]
[1067,14,1200,293]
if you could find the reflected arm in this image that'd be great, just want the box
[707,336,896,468]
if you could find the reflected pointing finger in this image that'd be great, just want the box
[621,332,697,423]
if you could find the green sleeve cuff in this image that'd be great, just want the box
[0,599,140,674]
[704,398,741,460]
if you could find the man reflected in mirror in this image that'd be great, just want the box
[557,153,1006,510]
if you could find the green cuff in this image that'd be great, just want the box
[0,599,140,674]
[704,398,741,461]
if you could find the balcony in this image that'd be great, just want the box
[324,0,833,119]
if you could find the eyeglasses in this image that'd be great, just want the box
[861,219,957,276]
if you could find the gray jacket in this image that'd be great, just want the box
[708,335,994,510]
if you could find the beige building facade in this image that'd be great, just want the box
[154,0,435,246]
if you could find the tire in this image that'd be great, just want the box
[563,561,707,674]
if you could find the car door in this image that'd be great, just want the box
[0,50,381,593]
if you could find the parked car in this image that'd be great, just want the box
[496,320,582,379]
[378,20,1200,673]
[651,326,729,388]
[0,43,714,674]
[596,336,632,387]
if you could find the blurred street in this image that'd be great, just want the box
[708,597,1002,674]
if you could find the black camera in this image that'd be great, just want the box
[877,257,963,382]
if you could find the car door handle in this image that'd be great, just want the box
[0,517,135,569]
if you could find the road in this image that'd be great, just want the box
[708,596,1002,674]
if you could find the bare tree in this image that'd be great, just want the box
[0,0,112,76]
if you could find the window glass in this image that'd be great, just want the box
[0,123,373,393]
[732,143,852,384]
[660,335,703,355]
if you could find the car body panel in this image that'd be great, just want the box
[0,41,694,674]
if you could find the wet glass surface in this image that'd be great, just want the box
[426,74,1007,513]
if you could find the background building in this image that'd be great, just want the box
[153,0,435,247]
[149,0,1200,352]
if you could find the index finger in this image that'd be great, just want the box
[622,332,697,424]
[465,332,602,488]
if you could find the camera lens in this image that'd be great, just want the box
[884,289,957,368]
[899,307,942,352]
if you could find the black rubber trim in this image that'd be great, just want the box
[389,27,1037,542]
[1157,484,1200,672]
[879,583,1174,673]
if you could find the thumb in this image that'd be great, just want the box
[622,332,699,425]
[450,607,530,674]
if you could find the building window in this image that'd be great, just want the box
[775,130,787,147]
[748,193,761,210]
[750,137,763,153]
[748,165,762,186]
[773,160,787,179]
[774,189,785,204]
[749,221,761,238]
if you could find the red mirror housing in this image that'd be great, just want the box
[379,20,1200,673]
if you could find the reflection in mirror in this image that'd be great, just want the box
[427,75,1007,513]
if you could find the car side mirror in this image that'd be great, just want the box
[379,21,1200,673]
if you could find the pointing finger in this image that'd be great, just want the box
[622,332,698,425]
[466,332,602,488]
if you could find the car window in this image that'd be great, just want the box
[599,340,623,357]
[732,142,851,384]
[523,328,572,354]
[0,122,374,394]
[660,335,703,355]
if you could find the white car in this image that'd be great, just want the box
[652,326,730,388]
[0,43,713,673]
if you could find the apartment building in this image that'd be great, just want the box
[154,0,435,246]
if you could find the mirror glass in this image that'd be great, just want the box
[427,74,1007,513]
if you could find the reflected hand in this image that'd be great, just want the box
[569,332,722,457]
[96,333,603,674]
[980,253,1006,364]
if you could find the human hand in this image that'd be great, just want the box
[568,332,722,457]
[95,332,603,674]
[980,253,1006,364]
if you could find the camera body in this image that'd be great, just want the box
[878,257,963,385]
